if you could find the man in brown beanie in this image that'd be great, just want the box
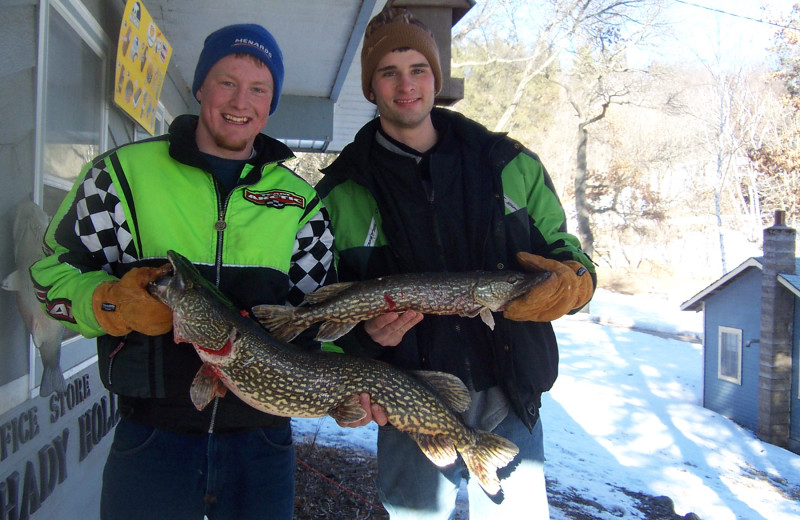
[317,5,595,519]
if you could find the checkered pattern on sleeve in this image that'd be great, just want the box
[287,207,335,306]
[73,164,137,273]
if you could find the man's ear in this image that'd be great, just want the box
[195,86,203,102]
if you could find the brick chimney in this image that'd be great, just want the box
[757,210,797,446]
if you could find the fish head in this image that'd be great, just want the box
[148,250,238,353]
[475,271,551,311]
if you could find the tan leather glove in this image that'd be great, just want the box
[504,252,593,322]
[92,264,173,336]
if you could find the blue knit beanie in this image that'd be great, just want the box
[192,24,284,115]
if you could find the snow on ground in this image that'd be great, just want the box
[292,289,800,519]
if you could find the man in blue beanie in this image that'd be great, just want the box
[31,23,334,520]
[192,23,284,115]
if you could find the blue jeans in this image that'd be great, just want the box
[101,418,295,520]
[376,413,549,519]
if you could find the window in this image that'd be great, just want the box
[718,327,742,384]
[30,0,109,397]
[38,0,109,216]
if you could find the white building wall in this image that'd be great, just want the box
[0,2,191,518]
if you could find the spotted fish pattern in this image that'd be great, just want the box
[252,270,550,342]
[150,250,520,496]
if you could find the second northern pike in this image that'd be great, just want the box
[149,250,520,496]
[252,270,550,342]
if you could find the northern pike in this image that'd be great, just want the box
[149,250,520,496]
[2,201,66,396]
[252,270,550,342]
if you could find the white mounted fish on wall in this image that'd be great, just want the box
[2,201,67,396]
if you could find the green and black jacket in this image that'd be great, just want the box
[31,115,334,433]
[317,108,595,430]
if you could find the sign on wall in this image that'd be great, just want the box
[0,366,118,519]
[113,0,172,135]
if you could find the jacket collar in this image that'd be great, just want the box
[322,108,507,187]
[167,114,294,177]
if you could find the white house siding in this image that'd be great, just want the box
[0,2,39,396]
[0,2,191,518]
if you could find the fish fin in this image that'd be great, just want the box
[329,394,367,424]
[316,320,359,342]
[251,304,304,341]
[460,432,520,496]
[461,305,482,318]
[479,308,496,330]
[31,317,65,351]
[2,270,22,291]
[190,365,227,411]
[33,320,66,397]
[411,370,471,413]
[38,364,67,397]
[303,282,356,304]
[460,306,496,330]
[409,432,458,467]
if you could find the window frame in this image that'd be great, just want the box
[35,0,110,198]
[717,326,743,385]
[28,0,110,398]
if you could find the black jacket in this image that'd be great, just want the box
[317,108,595,429]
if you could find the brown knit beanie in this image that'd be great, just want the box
[361,6,442,102]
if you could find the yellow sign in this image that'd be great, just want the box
[113,0,172,135]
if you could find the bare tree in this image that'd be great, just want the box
[747,4,800,228]
[546,1,667,258]
[454,0,669,258]
[684,56,785,273]
[697,64,742,273]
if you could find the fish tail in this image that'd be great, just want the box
[460,432,520,496]
[39,363,67,397]
[251,304,305,341]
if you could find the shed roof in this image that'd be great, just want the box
[680,258,762,312]
[681,257,800,312]
[779,272,800,298]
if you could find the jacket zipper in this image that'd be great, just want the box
[214,177,231,285]
[429,196,449,271]
[480,139,504,270]
[211,159,281,282]
[206,163,271,433]
[208,176,231,433]
[424,160,449,272]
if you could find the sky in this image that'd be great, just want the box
[292,288,800,520]
[640,0,799,67]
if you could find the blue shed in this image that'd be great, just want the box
[681,212,800,454]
